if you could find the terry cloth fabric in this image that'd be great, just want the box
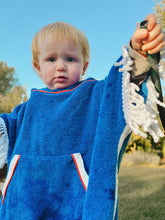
[0,60,126,219]
[0,48,164,219]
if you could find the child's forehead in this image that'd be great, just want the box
[38,35,82,56]
[38,34,81,52]
[39,31,79,46]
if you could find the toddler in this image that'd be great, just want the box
[0,14,164,219]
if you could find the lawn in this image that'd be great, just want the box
[0,165,165,219]
[118,166,165,220]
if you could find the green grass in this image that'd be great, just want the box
[118,166,165,220]
[0,165,165,219]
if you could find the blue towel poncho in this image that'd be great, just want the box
[0,50,163,219]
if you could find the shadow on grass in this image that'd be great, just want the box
[118,166,165,220]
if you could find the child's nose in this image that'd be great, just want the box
[56,60,67,72]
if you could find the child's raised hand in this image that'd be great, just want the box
[131,14,165,57]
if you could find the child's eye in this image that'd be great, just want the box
[67,57,75,62]
[48,57,55,62]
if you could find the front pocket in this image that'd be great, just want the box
[71,153,89,192]
[0,153,89,219]
[1,154,20,204]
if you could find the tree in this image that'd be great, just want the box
[0,85,28,114]
[126,132,162,154]
[0,61,28,113]
[154,0,165,30]
[154,0,165,83]
[0,61,17,95]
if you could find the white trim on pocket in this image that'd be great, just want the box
[71,153,89,192]
[2,155,20,204]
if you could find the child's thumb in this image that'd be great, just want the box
[132,29,149,50]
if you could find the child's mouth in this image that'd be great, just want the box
[55,76,68,83]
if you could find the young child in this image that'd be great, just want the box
[0,14,164,219]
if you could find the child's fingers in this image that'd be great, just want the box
[145,14,157,31]
[142,23,162,44]
[142,32,164,51]
[131,14,164,55]
[147,41,165,54]
[131,29,148,50]
[142,33,164,52]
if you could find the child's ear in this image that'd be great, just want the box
[33,61,40,72]
[82,62,89,76]
[33,62,43,78]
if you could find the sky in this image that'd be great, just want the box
[0,0,157,96]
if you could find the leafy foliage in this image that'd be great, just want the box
[0,86,28,114]
[126,132,162,155]
[0,62,17,95]
[0,61,28,113]
[154,0,165,30]
[154,1,165,79]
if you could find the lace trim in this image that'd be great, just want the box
[0,118,8,168]
[115,45,164,143]
[159,49,165,81]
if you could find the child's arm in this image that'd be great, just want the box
[115,14,165,143]
[129,14,165,85]
[131,14,165,58]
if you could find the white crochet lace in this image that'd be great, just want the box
[115,45,165,143]
[0,118,8,168]
[159,49,165,81]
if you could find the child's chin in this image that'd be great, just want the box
[50,84,69,90]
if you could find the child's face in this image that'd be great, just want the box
[37,36,88,90]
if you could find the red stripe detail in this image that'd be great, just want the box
[71,154,87,192]
[2,155,21,205]
[32,79,96,94]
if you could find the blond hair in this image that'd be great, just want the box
[32,22,90,73]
